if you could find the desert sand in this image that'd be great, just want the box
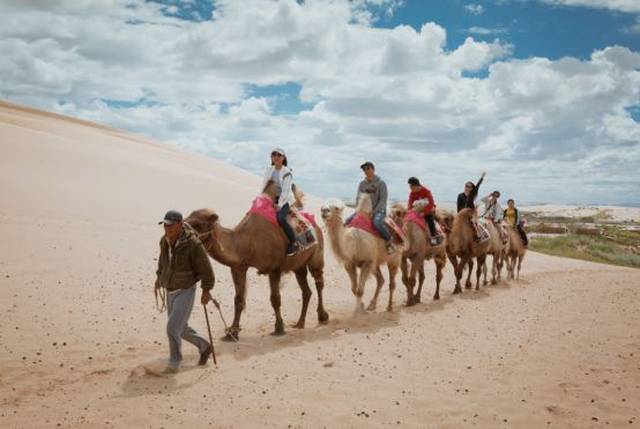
[1,100,639,428]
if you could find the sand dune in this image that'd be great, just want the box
[0,101,638,428]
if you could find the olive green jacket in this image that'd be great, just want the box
[155,224,214,291]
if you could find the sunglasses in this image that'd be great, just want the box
[271,152,283,157]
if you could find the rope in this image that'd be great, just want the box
[154,286,166,313]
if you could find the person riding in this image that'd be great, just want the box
[503,198,529,246]
[457,171,485,212]
[407,177,443,245]
[457,172,486,241]
[262,148,298,256]
[481,190,508,242]
[347,161,395,254]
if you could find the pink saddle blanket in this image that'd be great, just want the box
[348,212,405,243]
[248,195,317,228]
[404,211,443,236]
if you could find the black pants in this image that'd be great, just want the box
[517,224,528,245]
[424,213,438,237]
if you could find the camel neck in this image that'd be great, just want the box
[210,223,243,267]
[326,218,349,262]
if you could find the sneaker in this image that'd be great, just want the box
[430,235,443,246]
[286,242,299,256]
[385,242,396,255]
[198,344,213,366]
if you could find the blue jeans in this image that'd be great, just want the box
[276,203,296,244]
[166,286,209,369]
[372,211,391,241]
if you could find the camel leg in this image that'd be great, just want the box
[482,258,488,286]
[223,267,247,342]
[367,267,384,311]
[386,263,399,312]
[517,255,523,280]
[292,267,312,329]
[465,259,474,289]
[476,255,486,290]
[406,257,419,306]
[356,262,372,313]
[310,267,329,324]
[448,254,462,294]
[491,255,498,285]
[415,261,425,304]
[433,254,445,300]
[401,255,410,288]
[269,271,285,336]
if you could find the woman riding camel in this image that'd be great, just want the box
[504,199,529,246]
[457,172,486,241]
[262,147,298,256]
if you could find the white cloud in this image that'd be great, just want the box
[0,0,639,205]
[464,4,485,15]
[540,0,640,13]
[468,26,508,35]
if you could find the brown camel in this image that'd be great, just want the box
[321,194,404,313]
[442,208,490,292]
[185,181,328,340]
[390,203,447,304]
[479,219,507,285]
[505,225,527,280]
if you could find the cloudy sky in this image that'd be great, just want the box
[1,0,639,206]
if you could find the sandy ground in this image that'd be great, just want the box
[521,205,640,223]
[1,101,639,428]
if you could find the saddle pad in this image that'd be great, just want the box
[477,220,491,243]
[248,195,318,248]
[348,212,405,244]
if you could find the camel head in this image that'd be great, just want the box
[355,192,373,215]
[320,199,345,224]
[440,211,455,235]
[185,208,219,235]
[411,198,430,213]
[262,179,278,203]
[390,202,407,223]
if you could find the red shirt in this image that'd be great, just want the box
[408,185,436,214]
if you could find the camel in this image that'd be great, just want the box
[504,225,527,280]
[441,208,490,292]
[185,181,328,340]
[479,219,508,285]
[390,202,447,304]
[320,194,404,313]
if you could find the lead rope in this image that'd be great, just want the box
[154,286,167,313]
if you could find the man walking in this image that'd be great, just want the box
[155,210,215,373]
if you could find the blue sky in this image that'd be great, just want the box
[1,0,639,205]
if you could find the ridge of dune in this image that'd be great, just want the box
[0,99,265,223]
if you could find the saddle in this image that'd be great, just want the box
[347,212,406,245]
[404,211,445,246]
[248,195,318,250]
[475,218,491,243]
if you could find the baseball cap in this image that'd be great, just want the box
[360,161,375,170]
[159,210,183,225]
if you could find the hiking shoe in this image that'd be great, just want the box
[385,242,396,255]
[430,236,443,246]
[198,344,213,366]
[286,242,299,256]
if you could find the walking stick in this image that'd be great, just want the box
[202,303,218,366]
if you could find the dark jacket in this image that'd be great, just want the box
[457,176,484,212]
[156,224,214,291]
[356,175,388,214]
